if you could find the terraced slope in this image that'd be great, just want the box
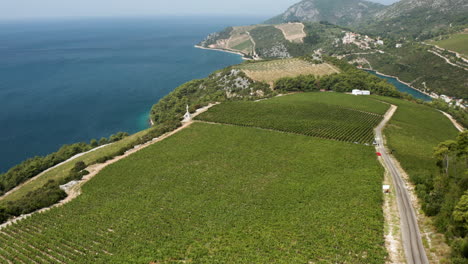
[197,92,389,144]
[0,121,387,263]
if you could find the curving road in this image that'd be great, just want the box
[375,105,429,264]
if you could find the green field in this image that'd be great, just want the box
[433,33,468,56]
[0,122,386,263]
[197,93,389,144]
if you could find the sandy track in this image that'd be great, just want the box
[440,110,465,132]
[0,144,112,202]
[0,103,218,230]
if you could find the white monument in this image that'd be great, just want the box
[183,105,192,122]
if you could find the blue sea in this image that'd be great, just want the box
[0,16,265,173]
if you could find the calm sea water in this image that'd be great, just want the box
[365,70,432,101]
[0,16,265,173]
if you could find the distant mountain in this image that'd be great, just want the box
[375,0,468,19]
[265,0,386,26]
[367,0,468,39]
[266,0,468,39]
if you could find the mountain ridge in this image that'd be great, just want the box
[266,0,468,39]
[265,0,385,26]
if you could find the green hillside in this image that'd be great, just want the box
[197,92,388,144]
[433,33,468,57]
[347,43,468,98]
[0,122,387,263]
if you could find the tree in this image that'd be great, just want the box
[99,137,108,146]
[454,191,468,235]
[71,161,87,173]
[0,207,9,223]
[434,140,458,177]
[457,131,468,158]
[90,139,98,148]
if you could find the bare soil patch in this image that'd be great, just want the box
[275,23,306,43]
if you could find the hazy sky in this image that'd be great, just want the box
[0,0,400,20]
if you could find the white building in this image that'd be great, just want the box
[352,89,371,96]
[376,40,384,45]
[395,43,402,48]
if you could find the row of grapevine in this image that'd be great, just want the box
[196,99,383,144]
[0,115,388,263]
[0,213,116,263]
[237,58,316,72]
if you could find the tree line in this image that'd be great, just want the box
[430,131,468,262]
[0,131,129,197]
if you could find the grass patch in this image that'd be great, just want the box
[0,123,386,263]
[197,92,388,144]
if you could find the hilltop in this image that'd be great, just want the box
[265,0,385,26]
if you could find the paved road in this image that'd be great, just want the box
[375,105,429,264]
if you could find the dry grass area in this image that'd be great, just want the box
[237,58,340,84]
[208,25,258,54]
[275,23,306,43]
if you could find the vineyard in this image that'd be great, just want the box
[236,58,340,83]
[196,92,389,144]
[0,123,386,263]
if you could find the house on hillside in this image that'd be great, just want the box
[352,89,370,95]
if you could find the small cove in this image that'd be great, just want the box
[364,70,432,101]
